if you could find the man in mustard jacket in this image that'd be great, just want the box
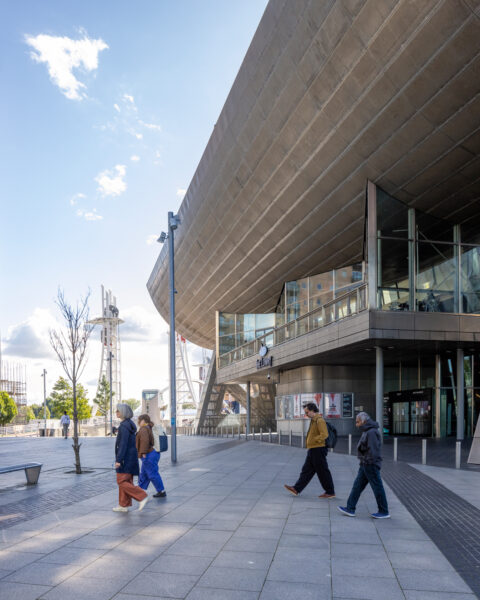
[284,402,335,499]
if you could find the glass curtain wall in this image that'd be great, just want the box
[218,263,364,356]
[375,187,480,313]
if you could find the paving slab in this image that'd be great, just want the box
[0,437,478,600]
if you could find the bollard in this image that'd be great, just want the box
[289,429,292,446]
[221,426,223,438]
[456,441,461,469]
[301,434,304,449]
[252,427,255,441]
[422,439,427,465]
[348,434,352,455]
[238,426,240,439]
[260,428,263,442]
[393,437,398,461]
[231,426,234,438]
[278,430,281,445]
[269,428,272,443]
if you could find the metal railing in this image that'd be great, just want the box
[218,284,367,368]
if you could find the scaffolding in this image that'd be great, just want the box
[0,358,27,406]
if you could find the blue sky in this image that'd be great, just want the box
[0,0,268,403]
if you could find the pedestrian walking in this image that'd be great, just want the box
[113,403,149,513]
[60,411,70,439]
[284,402,335,499]
[136,414,166,498]
[338,411,390,519]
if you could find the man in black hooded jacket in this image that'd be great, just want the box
[338,412,390,519]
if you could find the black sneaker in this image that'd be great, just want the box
[153,491,166,498]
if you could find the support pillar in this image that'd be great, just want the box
[435,354,441,438]
[376,346,384,441]
[457,348,464,441]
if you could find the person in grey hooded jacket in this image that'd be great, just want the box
[338,412,390,519]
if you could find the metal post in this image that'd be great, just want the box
[457,348,465,441]
[456,441,461,469]
[231,426,234,437]
[278,429,281,444]
[238,426,240,439]
[252,426,255,440]
[109,351,113,436]
[289,429,292,446]
[260,428,263,442]
[393,437,398,461]
[269,428,272,443]
[376,346,384,441]
[301,433,304,448]
[246,381,251,436]
[348,433,352,455]
[422,439,427,465]
[42,369,47,435]
[168,211,180,463]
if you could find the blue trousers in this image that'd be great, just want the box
[347,464,388,514]
[138,450,165,493]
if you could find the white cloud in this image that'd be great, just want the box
[25,32,108,100]
[70,192,86,206]
[130,155,140,162]
[113,103,120,112]
[176,188,187,199]
[134,132,143,140]
[146,234,158,245]
[139,120,161,132]
[84,209,103,221]
[119,306,166,342]
[123,94,136,108]
[95,164,127,197]
[3,308,57,359]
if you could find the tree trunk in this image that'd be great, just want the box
[72,355,82,474]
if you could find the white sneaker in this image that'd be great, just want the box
[137,495,150,512]
[112,506,128,512]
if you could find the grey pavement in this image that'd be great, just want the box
[0,436,478,599]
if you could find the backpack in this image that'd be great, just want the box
[325,421,338,449]
[152,424,168,453]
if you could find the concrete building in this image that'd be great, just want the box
[148,0,480,448]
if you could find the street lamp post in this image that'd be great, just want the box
[108,351,113,436]
[42,369,47,435]
[158,211,180,463]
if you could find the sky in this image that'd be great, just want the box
[0,0,268,406]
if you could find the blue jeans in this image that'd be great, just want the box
[347,464,388,514]
[138,450,165,493]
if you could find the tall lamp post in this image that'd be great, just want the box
[108,351,113,435]
[158,211,181,463]
[41,369,47,435]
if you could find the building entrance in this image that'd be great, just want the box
[388,389,433,436]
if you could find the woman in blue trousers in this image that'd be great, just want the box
[136,414,166,498]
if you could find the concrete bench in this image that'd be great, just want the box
[0,462,43,484]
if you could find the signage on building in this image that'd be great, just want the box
[256,355,273,369]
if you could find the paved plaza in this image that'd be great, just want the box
[0,436,479,600]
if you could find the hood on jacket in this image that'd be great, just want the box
[120,418,137,434]
[359,418,379,432]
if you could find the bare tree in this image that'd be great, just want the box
[50,289,93,474]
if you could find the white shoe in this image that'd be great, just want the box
[112,506,128,512]
[137,495,150,512]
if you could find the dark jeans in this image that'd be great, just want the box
[347,464,389,514]
[294,447,335,495]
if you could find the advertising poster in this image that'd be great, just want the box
[293,395,303,418]
[301,393,323,416]
[324,393,342,418]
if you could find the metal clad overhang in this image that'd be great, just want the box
[147,0,480,348]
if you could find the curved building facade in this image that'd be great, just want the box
[148,0,480,447]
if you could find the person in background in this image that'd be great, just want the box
[113,403,149,512]
[284,402,335,499]
[338,411,390,519]
[60,411,70,439]
[136,414,166,498]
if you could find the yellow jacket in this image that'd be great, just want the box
[306,415,328,448]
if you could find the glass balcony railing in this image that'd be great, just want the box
[218,284,367,369]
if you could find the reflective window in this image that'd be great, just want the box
[461,246,480,313]
[417,242,455,313]
[377,188,408,238]
[378,238,409,310]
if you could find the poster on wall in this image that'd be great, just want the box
[342,394,353,418]
[324,393,342,418]
[301,393,323,416]
[293,395,303,418]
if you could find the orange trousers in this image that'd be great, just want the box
[116,473,147,507]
